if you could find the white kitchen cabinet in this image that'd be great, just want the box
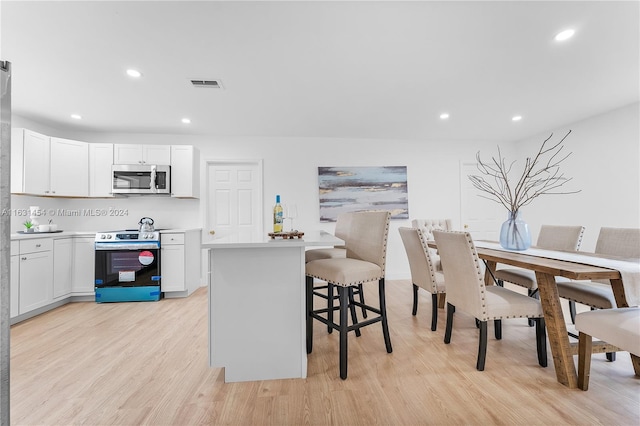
[50,137,89,197]
[89,143,114,197]
[53,238,73,299]
[144,145,171,164]
[18,238,54,314]
[11,128,50,195]
[10,241,19,318]
[11,129,89,197]
[72,237,95,295]
[170,145,199,198]
[114,144,171,165]
[160,244,184,292]
[161,229,201,297]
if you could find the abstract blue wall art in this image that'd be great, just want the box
[318,166,409,222]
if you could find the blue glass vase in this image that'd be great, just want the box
[499,211,531,250]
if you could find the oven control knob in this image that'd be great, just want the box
[100,234,106,239]
[107,235,113,239]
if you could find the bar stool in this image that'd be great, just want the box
[305,210,392,379]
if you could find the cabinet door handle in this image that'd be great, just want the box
[21,257,27,260]
[35,244,41,248]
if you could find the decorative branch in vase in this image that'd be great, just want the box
[468,130,580,250]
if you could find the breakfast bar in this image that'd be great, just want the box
[203,231,344,382]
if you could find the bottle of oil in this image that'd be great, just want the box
[273,195,283,233]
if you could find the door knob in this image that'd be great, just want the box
[209,230,215,235]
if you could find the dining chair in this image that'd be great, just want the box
[494,225,585,326]
[575,307,640,390]
[398,227,446,331]
[305,210,392,379]
[433,230,547,371]
[305,212,367,329]
[557,227,640,322]
[411,218,452,272]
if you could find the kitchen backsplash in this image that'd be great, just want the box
[10,194,200,232]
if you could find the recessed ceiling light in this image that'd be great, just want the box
[181,118,191,124]
[512,115,523,122]
[554,29,575,42]
[126,69,142,78]
[70,114,82,120]
[439,113,450,120]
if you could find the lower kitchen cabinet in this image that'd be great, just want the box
[53,238,73,299]
[161,229,201,297]
[10,242,19,318]
[18,238,54,314]
[161,244,185,292]
[72,237,95,295]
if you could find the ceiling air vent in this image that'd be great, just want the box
[190,79,223,89]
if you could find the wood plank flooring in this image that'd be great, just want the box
[10,280,640,425]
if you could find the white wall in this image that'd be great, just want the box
[513,102,639,252]
[11,102,639,277]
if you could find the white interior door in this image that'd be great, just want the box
[205,160,263,241]
[460,162,503,241]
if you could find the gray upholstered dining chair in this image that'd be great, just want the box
[576,307,640,390]
[411,218,452,272]
[433,230,547,371]
[494,225,585,326]
[306,210,392,379]
[398,227,446,331]
[557,227,640,322]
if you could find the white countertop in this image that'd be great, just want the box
[202,230,344,249]
[159,228,201,233]
[11,228,202,240]
[10,230,96,240]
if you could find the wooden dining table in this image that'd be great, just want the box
[429,240,639,389]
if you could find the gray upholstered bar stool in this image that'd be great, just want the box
[305,212,352,263]
[305,212,368,327]
[433,230,547,371]
[306,210,392,379]
[494,225,585,326]
[398,227,446,331]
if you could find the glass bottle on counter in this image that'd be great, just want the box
[273,195,284,233]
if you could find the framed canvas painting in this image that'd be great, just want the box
[318,166,409,222]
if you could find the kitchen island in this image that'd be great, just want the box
[203,231,343,382]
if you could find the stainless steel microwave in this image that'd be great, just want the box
[112,165,171,195]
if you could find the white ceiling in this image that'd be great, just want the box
[1,1,638,142]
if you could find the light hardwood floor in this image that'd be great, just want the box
[10,280,640,425]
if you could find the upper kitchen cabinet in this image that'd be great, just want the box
[90,143,114,197]
[114,144,171,165]
[12,129,89,197]
[49,137,89,197]
[170,145,200,198]
[11,128,50,195]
